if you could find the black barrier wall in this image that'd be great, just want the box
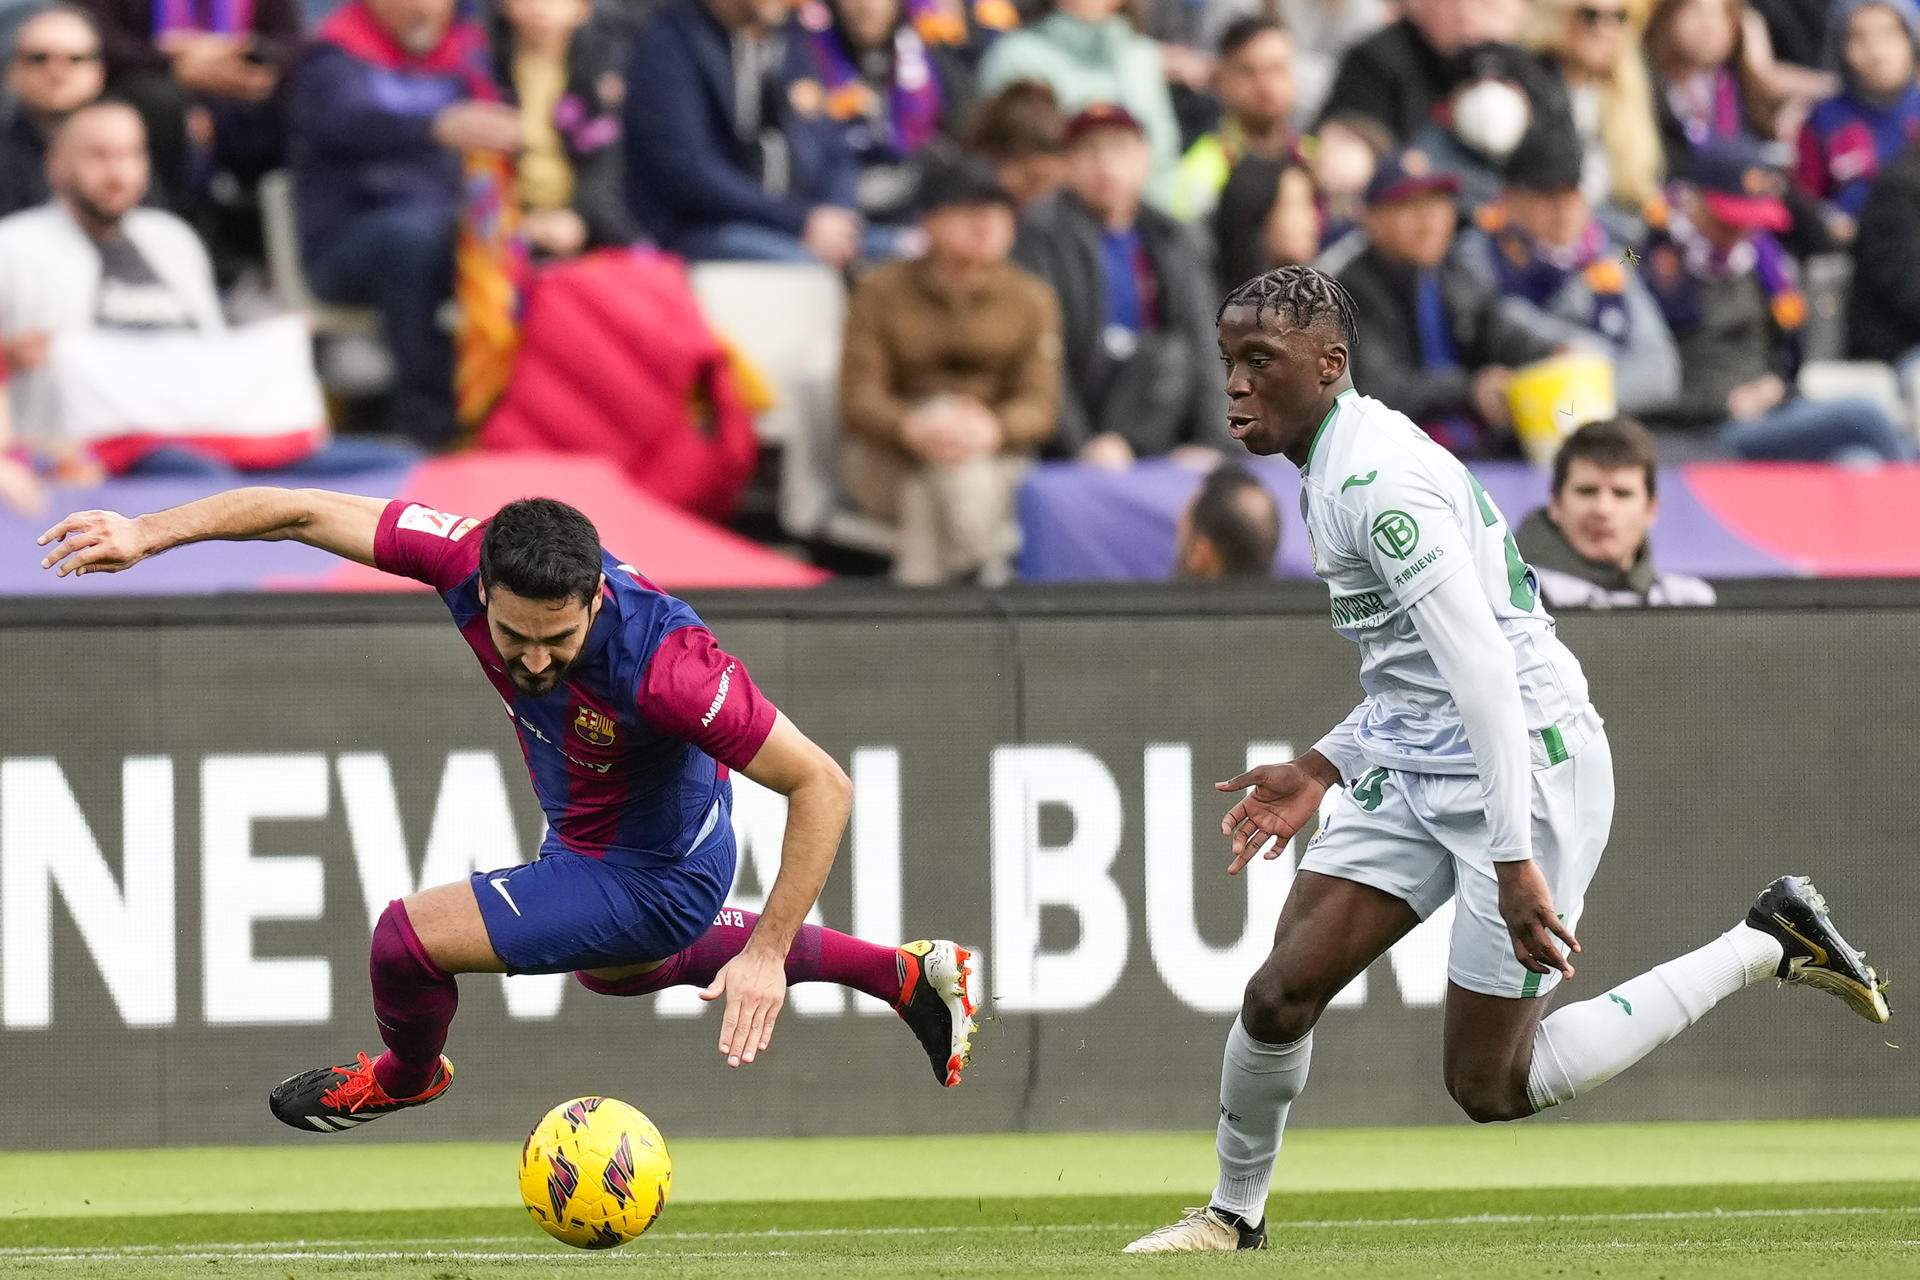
[1,594,1915,1149]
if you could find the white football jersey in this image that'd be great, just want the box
[1300,389,1596,774]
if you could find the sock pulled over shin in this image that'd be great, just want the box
[574,909,903,1005]
[1211,1017,1312,1224]
[369,899,458,1098]
[1526,922,1782,1112]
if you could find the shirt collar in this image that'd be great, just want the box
[1301,387,1355,476]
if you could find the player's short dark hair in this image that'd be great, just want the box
[480,498,603,606]
[1551,417,1660,500]
[1217,264,1359,350]
[1217,15,1285,59]
[1189,464,1279,578]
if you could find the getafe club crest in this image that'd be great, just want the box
[573,707,616,747]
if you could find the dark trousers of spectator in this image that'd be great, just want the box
[110,71,285,207]
[1717,395,1917,463]
[305,203,458,448]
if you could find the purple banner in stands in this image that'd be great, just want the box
[1015,460,1795,583]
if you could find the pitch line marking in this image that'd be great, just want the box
[0,1203,1915,1259]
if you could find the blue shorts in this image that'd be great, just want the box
[470,803,736,975]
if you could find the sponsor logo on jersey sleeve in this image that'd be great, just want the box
[397,505,478,541]
[1370,510,1420,560]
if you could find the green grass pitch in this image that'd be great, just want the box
[4,1120,1918,1277]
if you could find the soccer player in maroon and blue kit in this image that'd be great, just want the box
[38,489,980,1130]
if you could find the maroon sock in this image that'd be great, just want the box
[574,909,902,1004]
[368,899,458,1098]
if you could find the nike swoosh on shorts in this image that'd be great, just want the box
[489,877,521,916]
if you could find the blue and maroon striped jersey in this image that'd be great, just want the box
[373,500,777,866]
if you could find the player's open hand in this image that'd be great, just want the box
[1216,762,1328,876]
[37,509,151,577]
[1495,858,1580,981]
[700,945,787,1069]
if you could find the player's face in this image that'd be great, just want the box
[482,582,602,697]
[1549,458,1656,571]
[1218,303,1342,457]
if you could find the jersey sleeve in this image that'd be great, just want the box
[637,624,778,771]
[1340,466,1472,610]
[372,500,485,591]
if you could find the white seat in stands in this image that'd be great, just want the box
[258,170,382,339]
[689,261,894,554]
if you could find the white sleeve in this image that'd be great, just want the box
[1407,569,1533,861]
[1310,702,1371,782]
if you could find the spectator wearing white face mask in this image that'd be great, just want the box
[1408,41,1576,208]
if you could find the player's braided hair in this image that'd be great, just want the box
[1215,265,1358,349]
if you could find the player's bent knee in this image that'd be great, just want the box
[1445,1070,1533,1124]
[1241,975,1326,1044]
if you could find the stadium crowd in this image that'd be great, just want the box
[0,0,1917,588]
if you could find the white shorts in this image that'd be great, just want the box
[1297,729,1615,1000]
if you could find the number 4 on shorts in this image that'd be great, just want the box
[1351,767,1388,812]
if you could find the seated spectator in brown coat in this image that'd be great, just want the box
[1013,104,1225,468]
[492,0,640,259]
[1175,462,1278,579]
[0,6,106,218]
[78,0,300,206]
[1514,417,1717,607]
[1334,148,1558,456]
[840,151,1061,586]
[965,78,1068,210]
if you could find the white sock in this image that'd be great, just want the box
[1527,922,1783,1111]
[1210,1017,1312,1225]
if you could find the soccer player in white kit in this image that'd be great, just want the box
[1125,266,1892,1254]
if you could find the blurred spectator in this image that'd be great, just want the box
[1212,151,1319,291]
[1013,105,1222,467]
[797,0,976,238]
[1793,0,1920,245]
[1316,0,1526,144]
[1525,0,1665,222]
[491,0,638,258]
[290,0,514,447]
[1168,17,1295,222]
[1303,110,1389,247]
[623,0,863,264]
[1175,462,1278,579]
[1334,148,1557,456]
[1408,41,1575,207]
[839,152,1060,585]
[1458,125,1680,415]
[965,78,1067,209]
[0,102,383,476]
[78,0,300,206]
[1750,0,1833,69]
[1514,416,1717,607]
[1646,0,1776,162]
[976,0,1183,207]
[1639,140,1915,460]
[1197,0,1388,127]
[0,6,106,218]
[1846,136,1920,377]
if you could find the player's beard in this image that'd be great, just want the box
[507,660,568,696]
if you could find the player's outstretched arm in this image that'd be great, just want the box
[699,712,853,1067]
[37,487,387,577]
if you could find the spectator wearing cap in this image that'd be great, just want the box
[1334,148,1558,456]
[289,0,516,448]
[840,151,1061,585]
[1317,0,1527,144]
[1514,416,1717,607]
[965,79,1067,210]
[1526,0,1666,226]
[1847,135,1920,382]
[1167,18,1296,223]
[1013,104,1224,467]
[1458,125,1680,414]
[1175,462,1279,579]
[624,0,863,264]
[1639,139,1915,459]
[976,0,1183,208]
[1408,42,1577,208]
[0,6,106,218]
[795,0,976,239]
[1793,0,1920,245]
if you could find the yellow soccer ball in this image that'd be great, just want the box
[518,1096,672,1249]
